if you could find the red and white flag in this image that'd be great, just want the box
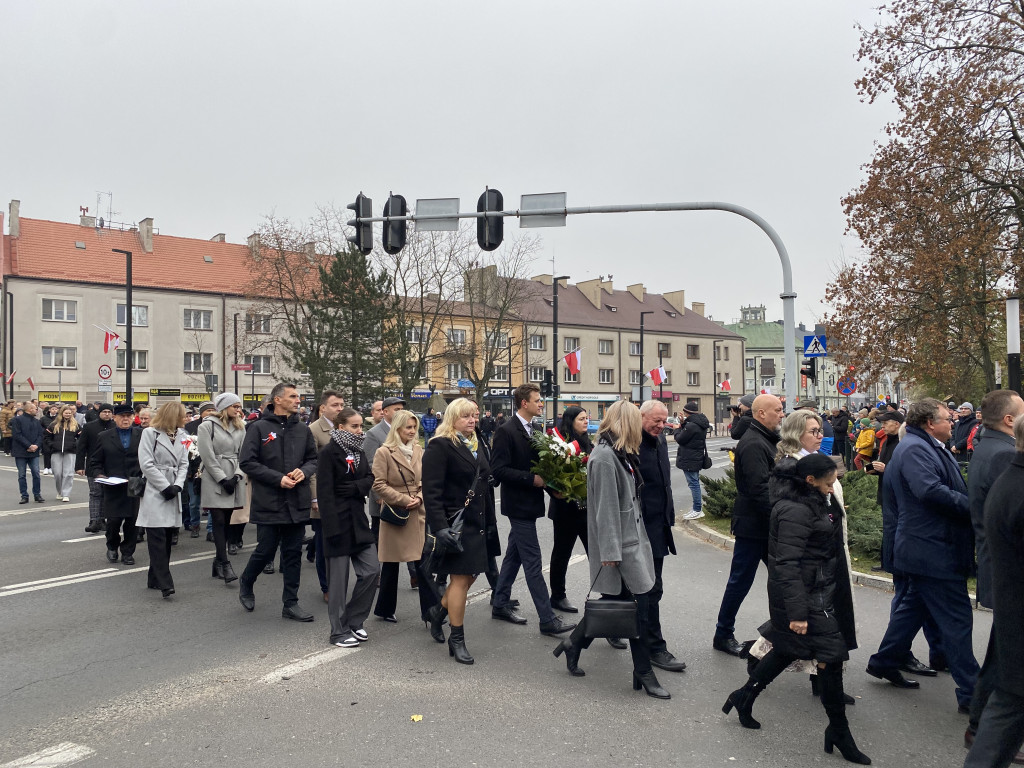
[563,349,581,376]
[718,379,732,392]
[103,331,121,354]
[26,376,34,391]
[5,370,16,386]
[647,366,667,386]
[760,386,772,395]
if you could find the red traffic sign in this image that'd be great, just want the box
[98,364,112,380]
[231,363,253,371]
[837,376,857,396]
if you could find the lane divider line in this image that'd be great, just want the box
[0,503,88,518]
[261,645,361,684]
[0,553,216,597]
[0,741,95,768]
[2,568,118,590]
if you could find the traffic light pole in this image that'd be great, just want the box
[353,198,798,408]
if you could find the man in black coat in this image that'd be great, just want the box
[237,383,318,621]
[713,394,783,656]
[952,401,978,459]
[90,404,143,565]
[965,390,1024,748]
[831,407,852,467]
[729,394,755,440]
[76,403,114,533]
[490,383,575,636]
[965,418,1024,767]
[638,401,686,673]
[11,401,45,503]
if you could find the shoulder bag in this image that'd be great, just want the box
[380,452,414,527]
[582,566,640,640]
[421,455,483,574]
[702,444,713,470]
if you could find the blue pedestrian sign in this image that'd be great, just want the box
[804,335,827,357]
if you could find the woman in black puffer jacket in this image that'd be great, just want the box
[722,453,870,765]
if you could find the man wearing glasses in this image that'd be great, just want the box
[866,399,978,715]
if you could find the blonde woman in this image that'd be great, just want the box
[45,405,80,501]
[198,393,248,584]
[553,400,668,699]
[421,398,496,664]
[371,410,426,623]
[137,402,189,599]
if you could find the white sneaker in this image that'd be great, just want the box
[353,628,368,641]
[42,468,52,475]
[681,509,705,521]
[334,634,359,647]
[62,497,71,502]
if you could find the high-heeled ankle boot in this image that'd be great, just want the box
[819,664,871,764]
[632,669,670,699]
[427,604,447,644]
[553,639,585,676]
[222,561,238,583]
[722,678,767,728]
[448,625,474,665]
[212,560,225,579]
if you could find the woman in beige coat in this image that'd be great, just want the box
[371,410,426,623]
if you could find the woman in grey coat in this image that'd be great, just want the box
[137,402,189,598]
[198,392,248,584]
[553,400,668,699]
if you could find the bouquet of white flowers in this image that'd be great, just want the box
[530,428,588,505]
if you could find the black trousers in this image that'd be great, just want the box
[549,512,588,601]
[569,584,653,674]
[969,623,1000,731]
[208,508,231,562]
[965,687,1024,768]
[106,516,137,556]
[646,557,668,655]
[375,560,433,619]
[145,526,176,591]
[240,523,306,607]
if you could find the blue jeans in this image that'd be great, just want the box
[683,470,702,511]
[182,478,201,529]
[715,535,769,640]
[16,456,41,498]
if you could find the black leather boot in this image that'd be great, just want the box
[427,604,447,644]
[448,625,474,665]
[553,639,585,676]
[632,669,670,699]
[722,650,792,729]
[819,664,871,764]
[221,561,238,584]
[212,560,225,579]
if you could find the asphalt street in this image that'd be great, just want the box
[0,438,988,767]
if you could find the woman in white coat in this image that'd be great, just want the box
[198,392,247,584]
[137,402,189,598]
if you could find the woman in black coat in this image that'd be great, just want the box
[317,408,379,648]
[722,453,870,765]
[547,406,593,612]
[674,402,710,519]
[422,398,496,665]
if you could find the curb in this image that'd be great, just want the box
[674,518,986,611]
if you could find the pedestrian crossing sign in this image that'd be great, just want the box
[803,335,827,357]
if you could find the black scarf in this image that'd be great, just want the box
[330,429,365,469]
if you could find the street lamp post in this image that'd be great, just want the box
[1008,296,1021,393]
[233,313,240,395]
[508,336,514,415]
[639,311,654,402]
[552,275,570,421]
[112,249,133,404]
[5,291,13,401]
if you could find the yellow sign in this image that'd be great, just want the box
[38,391,79,402]
[114,392,150,403]
[181,393,213,403]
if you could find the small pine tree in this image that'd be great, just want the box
[840,471,883,559]
[700,468,737,519]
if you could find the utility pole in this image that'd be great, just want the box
[552,275,570,422]
[112,249,133,403]
[640,311,653,402]
[233,313,239,395]
[1008,296,1021,393]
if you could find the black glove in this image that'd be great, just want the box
[160,484,182,500]
[219,477,237,494]
[434,527,464,553]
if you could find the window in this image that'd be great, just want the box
[184,309,213,330]
[493,365,509,381]
[564,368,579,383]
[529,335,546,351]
[686,344,700,359]
[745,357,755,371]
[598,339,613,355]
[658,342,671,358]
[448,328,467,346]
[446,363,467,381]
[599,368,614,384]
[687,371,700,386]
[184,352,213,372]
[406,325,424,343]
[660,370,672,386]
[487,331,508,349]
[116,304,148,327]
[42,299,77,322]
[42,346,76,368]
[715,346,721,361]
[563,336,579,353]
[629,369,642,385]
[116,349,148,371]
[745,378,755,391]
[245,314,271,334]
[723,347,730,361]
[244,355,272,374]
[529,366,545,382]
[629,341,642,356]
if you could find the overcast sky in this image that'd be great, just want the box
[2,0,895,328]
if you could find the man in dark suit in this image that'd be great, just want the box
[76,403,114,533]
[490,383,576,637]
[90,404,143,565]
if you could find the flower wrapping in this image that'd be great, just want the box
[530,430,588,505]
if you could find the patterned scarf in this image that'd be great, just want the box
[330,429,365,469]
[458,431,479,457]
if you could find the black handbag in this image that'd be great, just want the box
[582,566,640,640]
[126,475,147,498]
[379,453,415,527]
[702,445,713,470]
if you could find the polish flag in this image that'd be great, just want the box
[103,332,121,354]
[760,387,772,395]
[563,349,581,376]
[5,370,16,386]
[26,377,34,391]
[648,366,667,386]
[718,379,732,392]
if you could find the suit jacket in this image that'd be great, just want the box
[362,418,391,519]
[77,417,113,474]
[308,415,334,520]
[968,429,1015,607]
[91,427,143,519]
[490,415,545,520]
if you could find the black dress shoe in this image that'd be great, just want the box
[161,588,175,599]
[207,531,215,542]
[238,580,255,612]
[606,637,628,650]
[190,527,200,538]
[106,549,119,563]
[376,614,398,623]
[539,616,577,636]
[34,496,45,503]
[492,605,528,625]
[900,657,937,677]
[263,563,275,574]
[865,664,920,688]
[19,497,29,504]
[121,555,135,566]
[713,636,746,657]
[931,657,949,673]
[550,597,579,613]
[509,598,520,608]
[650,650,687,672]
[282,604,314,622]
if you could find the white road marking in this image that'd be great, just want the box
[2,568,118,589]
[0,742,95,767]
[62,534,108,543]
[465,552,587,606]
[261,645,361,684]
[0,503,87,518]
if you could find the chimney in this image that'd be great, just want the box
[601,278,614,295]
[532,273,553,286]
[9,200,20,238]
[627,283,645,302]
[80,215,96,228]
[575,278,603,308]
[247,233,260,252]
[303,241,316,260]
[662,290,686,315]
[691,301,706,317]
[210,233,226,243]
[139,217,154,253]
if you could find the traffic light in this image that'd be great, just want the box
[382,194,407,254]
[540,369,554,397]
[477,188,504,251]
[800,359,817,383]
[346,193,373,255]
